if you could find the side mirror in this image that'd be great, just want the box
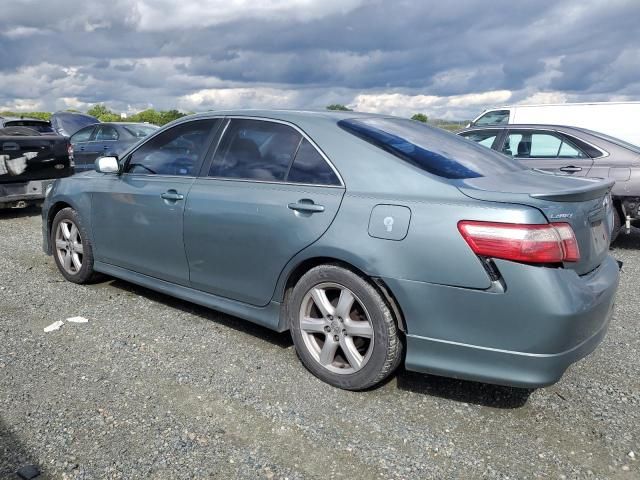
[95,156,119,174]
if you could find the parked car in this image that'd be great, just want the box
[468,102,640,146]
[42,110,620,390]
[69,122,159,171]
[457,124,640,241]
[50,111,99,137]
[0,116,55,134]
[1,127,73,209]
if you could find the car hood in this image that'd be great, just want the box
[51,112,99,137]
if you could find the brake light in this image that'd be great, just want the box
[458,221,580,264]
[67,143,75,167]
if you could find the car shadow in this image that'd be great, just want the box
[106,279,294,349]
[0,205,41,220]
[0,417,46,479]
[611,227,640,250]
[104,279,532,407]
[394,368,533,408]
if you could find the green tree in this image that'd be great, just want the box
[87,104,122,122]
[411,113,429,123]
[326,104,352,111]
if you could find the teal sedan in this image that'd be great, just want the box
[42,110,619,390]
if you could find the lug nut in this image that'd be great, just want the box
[328,315,333,321]
[338,317,343,322]
[324,326,331,333]
[333,335,339,342]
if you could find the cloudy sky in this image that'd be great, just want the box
[0,0,638,119]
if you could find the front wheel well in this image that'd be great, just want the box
[282,257,406,333]
[47,201,73,236]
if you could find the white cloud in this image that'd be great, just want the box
[135,0,363,31]
[178,87,303,110]
[351,90,513,119]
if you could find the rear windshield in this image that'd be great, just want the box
[338,117,524,179]
[581,128,640,154]
[123,124,158,138]
[5,120,54,133]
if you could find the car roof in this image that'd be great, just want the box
[460,123,592,134]
[182,109,392,124]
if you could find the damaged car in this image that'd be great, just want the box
[42,110,620,390]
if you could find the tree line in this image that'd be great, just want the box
[2,104,466,131]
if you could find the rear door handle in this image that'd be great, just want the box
[288,201,325,213]
[161,190,184,201]
[559,166,582,173]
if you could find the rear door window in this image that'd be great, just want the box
[209,119,302,182]
[473,110,510,126]
[287,138,340,185]
[503,131,588,159]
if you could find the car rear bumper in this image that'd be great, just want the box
[0,179,53,207]
[383,254,620,388]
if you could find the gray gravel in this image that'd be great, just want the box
[0,207,638,479]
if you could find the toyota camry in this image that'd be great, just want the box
[42,110,620,390]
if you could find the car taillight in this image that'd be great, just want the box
[67,143,74,159]
[457,221,580,264]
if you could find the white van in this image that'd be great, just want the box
[469,102,640,146]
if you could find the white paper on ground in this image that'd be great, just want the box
[44,320,64,332]
[66,316,89,323]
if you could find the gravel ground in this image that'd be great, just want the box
[0,207,638,479]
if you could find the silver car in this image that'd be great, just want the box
[458,124,640,241]
[42,111,620,390]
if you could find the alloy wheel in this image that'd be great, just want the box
[298,282,375,374]
[55,219,84,275]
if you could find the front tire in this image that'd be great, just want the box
[51,207,98,284]
[288,265,403,390]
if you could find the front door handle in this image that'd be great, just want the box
[559,166,582,173]
[288,200,325,213]
[161,190,184,201]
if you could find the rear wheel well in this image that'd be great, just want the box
[282,257,406,333]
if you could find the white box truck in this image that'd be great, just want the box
[469,102,640,146]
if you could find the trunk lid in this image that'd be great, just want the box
[457,169,614,275]
[0,135,73,183]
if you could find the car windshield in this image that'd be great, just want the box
[123,124,158,138]
[5,120,55,133]
[338,117,524,179]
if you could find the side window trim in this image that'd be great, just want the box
[201,116,344,188]
[121,119,221,178]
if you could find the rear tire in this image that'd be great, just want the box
[51,207,98,284]
[611,208,622,244]
[288,265,403,390]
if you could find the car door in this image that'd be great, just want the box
[91,119,220,285]
[69,126,97,171]
[501,129,593,176]
[184,118,345,307]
